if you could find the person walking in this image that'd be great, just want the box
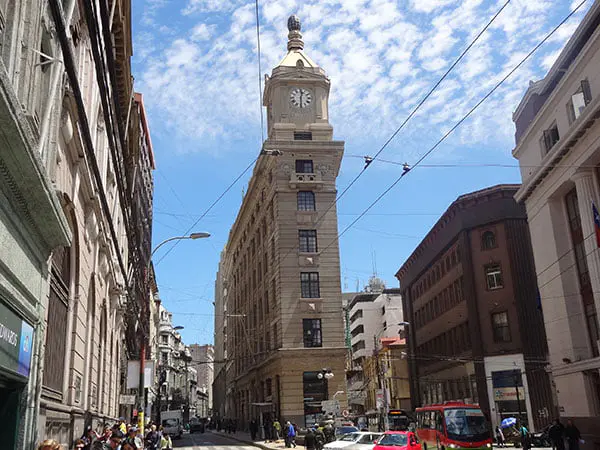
[495,426,505,448]
[160,432,173,450]
[519,423,530,450]
[273,419,282,441]
[145,425,160,450]
[565,420,581,450]
[304,428,316,450]
[288,422,297,448]
[314,427,325,450]
[549,419,566,450]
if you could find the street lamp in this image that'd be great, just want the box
[374,322,410,431]
[317,368,334,380]
[138,233,210,433]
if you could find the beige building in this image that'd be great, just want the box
[512,1,600,442]
[216,15,347,428]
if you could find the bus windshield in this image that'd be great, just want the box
[444,408,490,442]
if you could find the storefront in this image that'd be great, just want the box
[0,300,34,448]
[491,370,528,426]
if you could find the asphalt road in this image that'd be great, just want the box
[173,431,259,450]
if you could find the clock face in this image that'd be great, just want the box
[290,88,312,108]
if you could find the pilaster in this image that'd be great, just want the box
[572,168,600,353]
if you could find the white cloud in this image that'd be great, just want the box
[190,23,215,41]
[135,0,590,154]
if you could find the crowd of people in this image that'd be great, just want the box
[36,419,174,450]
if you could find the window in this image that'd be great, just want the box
[485,264,503,290]
[299,229,318,252]
[162,335,169,344]
[491,312,511,342]
[301,272,320,298]
[295,159,314,173]
[303,319,323,347]
[297,191,316,211]
[481,231,496,250]
[161,352,169,365]
[567,79,592,123]
[294,131,313,140]
[542,123,560,154]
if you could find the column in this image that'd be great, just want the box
[572,168,600,342]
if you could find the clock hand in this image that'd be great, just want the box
[299,90,303,106]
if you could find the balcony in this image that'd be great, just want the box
[289,171,323,189]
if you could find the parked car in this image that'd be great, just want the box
[325,432,378,449]
[373,432,421,450]
[189,417,205,433]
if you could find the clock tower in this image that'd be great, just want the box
[263,15,334,141]
[220,16,347,428]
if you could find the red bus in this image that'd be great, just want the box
[415,402,492,450]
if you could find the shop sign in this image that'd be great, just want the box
[494,387,525,401]
[120,394,136,405]
[0,302,34,378]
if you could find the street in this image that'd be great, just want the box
[174,431,262,450]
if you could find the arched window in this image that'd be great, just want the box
[482,231,497,250]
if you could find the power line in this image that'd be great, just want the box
[318,0,589,256]
[277,0,513,266]
[154,156,259,266]
[254,0,265,143]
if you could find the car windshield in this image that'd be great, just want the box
[378,434,408,446]
[338,427,359,435]
[444,409,490,442]
[340,433,361,442]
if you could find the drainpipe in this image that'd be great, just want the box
[36,0,77,158]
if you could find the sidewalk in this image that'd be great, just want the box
[211,429,290,450]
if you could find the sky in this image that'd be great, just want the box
[131,0,592,346]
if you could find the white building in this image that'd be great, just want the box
[347,283,403,414]
[512,1,600,441]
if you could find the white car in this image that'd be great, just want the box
[325,432,384,450]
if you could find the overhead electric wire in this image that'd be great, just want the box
[154,156,259,266]
[317,0,589,256]
[254,0,265,143]
[277,0,513,265]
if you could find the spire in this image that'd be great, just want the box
[287,15,304,51]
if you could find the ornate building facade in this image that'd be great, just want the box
[0,0,154,447]
[215,16,347,428]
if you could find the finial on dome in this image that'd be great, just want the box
[287,15,301,31]
[286,15,304,51]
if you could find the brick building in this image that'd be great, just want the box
[396,185,554,431]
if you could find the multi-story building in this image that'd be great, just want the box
[215,15,347,427]
[346,286,404,423]
[213,250,227,419]
[512,1,600,441]
[189,344,214,415]
[396,185,554,432]
[0,0,153,447]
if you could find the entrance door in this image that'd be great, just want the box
[0,378,25,448]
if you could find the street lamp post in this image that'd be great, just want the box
[138,233,210,433]
[374,322,409,431]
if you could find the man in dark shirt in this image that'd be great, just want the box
[304,428,316,450]
[548,419,565,450]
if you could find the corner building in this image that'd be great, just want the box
[219,16,347,427]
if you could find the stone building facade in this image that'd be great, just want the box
[396,185,554,432]
[215,16,347,428]
[512,2,600,443]
[189,344,214,415]
[0,0,154,447]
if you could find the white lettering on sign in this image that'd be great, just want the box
[0,323,17,346]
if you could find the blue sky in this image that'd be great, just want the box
[131,0,590,346]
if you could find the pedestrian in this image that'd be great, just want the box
[124,427,142,449]
[565,420,581,450]
[273,419,282,441]
[38,440,62,450]
[495,426,505,448]
[73,439,86,450]
[549,419,566,450]
[304,428,316,450]
[250,419,259,440]
[160,432,173,450]
[520,423,530,450]
[108,430,125,449]
[314,427,325,450]
[145,424,160,450]
[287,422,297,448]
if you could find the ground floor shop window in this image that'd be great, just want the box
[303,371,328,427]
